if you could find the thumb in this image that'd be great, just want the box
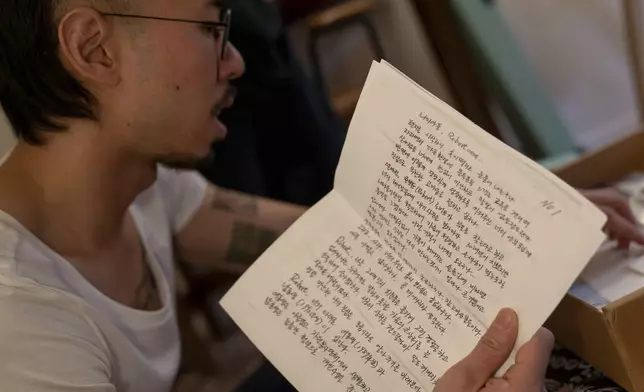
[437,309,518,391]
[505,327,554,387]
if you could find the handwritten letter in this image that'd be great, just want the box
[221,61,606,392]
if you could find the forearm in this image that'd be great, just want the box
[175,186,307,268]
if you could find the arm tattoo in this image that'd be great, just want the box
[226,222,279,265]
[211,189,259,218]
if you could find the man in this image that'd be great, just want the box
[0,1,302,391]
[0,1,636,391]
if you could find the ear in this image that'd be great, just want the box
[57,7,119,87]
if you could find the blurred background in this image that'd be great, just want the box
[200,0,644,208]
[280,0,642,156]
[2,0,643,188]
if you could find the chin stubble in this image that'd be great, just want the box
[159,150,216,171]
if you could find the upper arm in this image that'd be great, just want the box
[168,174,306,268]
[0,293,115,391]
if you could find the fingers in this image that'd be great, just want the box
[601,206,644,247]
[584,188,639,225]
[585,188,634,217]
[480,378,510,392]
[601,208,632,248]
[505,328,554,387]
[602,193,637,224]
[438,309,518,391]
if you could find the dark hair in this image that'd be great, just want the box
[0,0,97,144]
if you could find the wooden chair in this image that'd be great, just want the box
[305,0,385,118]
[280,0,339,24]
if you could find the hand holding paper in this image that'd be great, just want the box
[435,309,552,392]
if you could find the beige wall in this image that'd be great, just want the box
[498,0,640,150]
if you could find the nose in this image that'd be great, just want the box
[219,42,245,81]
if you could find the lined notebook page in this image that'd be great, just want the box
[221,61,606,391]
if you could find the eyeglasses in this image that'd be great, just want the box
[100,8,232,61]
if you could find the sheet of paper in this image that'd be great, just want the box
[334,61,606,359]
[569,280,610,309]
[222,191,470,391]
[221,61,606,391]
[376,61,604,229]
[580,242,644,303]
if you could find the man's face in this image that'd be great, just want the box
[106,0,245,168]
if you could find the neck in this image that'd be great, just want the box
[0,121,156,257]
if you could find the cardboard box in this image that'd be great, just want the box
[547,130,644,392]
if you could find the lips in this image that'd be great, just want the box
[211,86,237,118]
[214,117,228,139]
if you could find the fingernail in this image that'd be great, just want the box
[494,308,515,331]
